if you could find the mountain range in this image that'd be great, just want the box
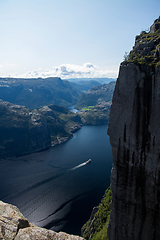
[75,81,116,109]
[0,77,81,110]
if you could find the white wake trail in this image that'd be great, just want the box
[70,162,87,171]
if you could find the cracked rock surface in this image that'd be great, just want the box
[0,201,85,240]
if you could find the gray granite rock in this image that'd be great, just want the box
[107,62,160,240]
[107,18,160,240]
[150,16,160,33]
[0,200,30,239]
[15,227,84,240]
[0,201,85,240]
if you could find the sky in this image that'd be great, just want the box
[0,0,160,80]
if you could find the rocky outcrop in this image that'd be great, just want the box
[0,100,51,158]
[0,201,85,240]
[129,17,160,66]
[150,16,160,33]
[107,18,160,240]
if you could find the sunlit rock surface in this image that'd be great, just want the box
[108,17,160,240]
[0,201,85,240]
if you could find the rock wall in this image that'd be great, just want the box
[107,18,160,240]
[108,53,160,240]
[0,200,85,240]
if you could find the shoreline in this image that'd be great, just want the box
[0,125,82,160]
[0,122,108,160]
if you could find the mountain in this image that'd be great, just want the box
[69,80,102,92]
[0,78,116,158]
[40,104,82,145]
[0,100,82,159]
[107,17,160,240]
[0,77,81,109]
[67,77,116,84]
[0,100,51,158]
[78,101,111,125]
[75,81,116,109]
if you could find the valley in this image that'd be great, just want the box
[0,78,115,159]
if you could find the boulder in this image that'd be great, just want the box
[0,200,30,239]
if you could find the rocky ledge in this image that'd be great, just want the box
[0,200,85,240]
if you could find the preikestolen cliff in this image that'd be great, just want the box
[107,17,160,240]
[1,16,160,240]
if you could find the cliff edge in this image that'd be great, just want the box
[0,200,84,240]
[108,17,160,239]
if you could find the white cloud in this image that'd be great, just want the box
[3,63,118,79]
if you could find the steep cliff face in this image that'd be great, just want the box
[0,100,51,158]
[108,18,160,240]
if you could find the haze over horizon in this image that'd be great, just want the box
[0,0,160,80]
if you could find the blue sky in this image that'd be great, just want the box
[0,0,160,79]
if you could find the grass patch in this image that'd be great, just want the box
[92,220,110,240]
[82,106,94,111]
[123,29,160,67]
[82,187,111,239]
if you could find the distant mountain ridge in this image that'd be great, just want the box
[75,81,116,109]
[66,77,116,84]
[0,77,81,110]
[69,80,102,92]
[0,77,116,110]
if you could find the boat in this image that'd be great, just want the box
[86,159,91,164]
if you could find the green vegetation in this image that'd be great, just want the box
[79,102,111,125]
[72,81,115,125]
[92,221,109,240]
[82,106,94,111]
[75,82,115,110]
[75,94,99,109]
[123,30,160,67]
[82,187,111,240]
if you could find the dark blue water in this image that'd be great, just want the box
[0,124,112,235]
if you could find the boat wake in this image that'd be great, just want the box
[70,159,91,171]
[3,160,91,202]
[70,162,87,170]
